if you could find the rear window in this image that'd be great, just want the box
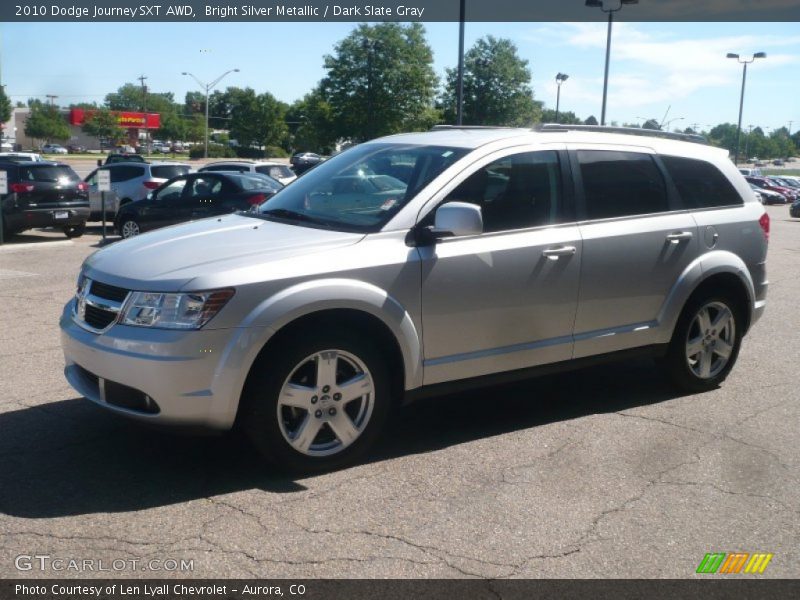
[19,165,79,183]
[661,156,743,209]
[233,173,283,192]
[201,164,248,173]
[256,165,294,180]
[151,165,191,179]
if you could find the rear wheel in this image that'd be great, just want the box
[119,217,141,239]
[63,223,85,238]
[663,294,743,393]
[239,328,392,473]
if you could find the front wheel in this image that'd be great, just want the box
[63,223,85,238]
[119,217,141,239]
[239,328,393,473]
[663,294,743,393]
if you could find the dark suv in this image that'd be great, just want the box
[0,161,90,238]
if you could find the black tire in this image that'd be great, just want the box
[63,223,86,238]
[239,327,393,473]
[663,293,743,393]
[118,216,141,239]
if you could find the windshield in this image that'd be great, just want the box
[20,165,79,183]
[257,143,468,232]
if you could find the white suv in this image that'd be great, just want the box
[199,160,297,185]
[61,126,768,471]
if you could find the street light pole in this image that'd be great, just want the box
[727,52,766,166]
[555,73,569,123]
[182,68,240,159]
[456,0,465,125]
[585,0,638,126]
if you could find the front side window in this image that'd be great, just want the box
[156,179,187,202]
[440,150,561,233]
[578,150,668,220]
[186,177,223,199]
[257,143,469,232]
[661,156,742,209]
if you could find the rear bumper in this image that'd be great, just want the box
[5,206,89,232]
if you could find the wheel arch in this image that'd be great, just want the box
[659,251,755,339]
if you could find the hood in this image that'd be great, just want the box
[83,214,365,291]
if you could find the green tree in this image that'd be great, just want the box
[321,22,439,141]
[286,88,336,153]
[106,83,175,114]
[81,108,126,145]
[184,114,206,144]
[539,108,582,125]
[707,123,739,155]
[229,88,288,150]
[585,115,598,126]
[0,86,12,137]
[24,103,70,143]
[442,36,540,127]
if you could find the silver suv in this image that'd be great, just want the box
[84,161,192,220]
[60,126,769,471]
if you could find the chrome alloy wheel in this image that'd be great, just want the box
[121,220,140,238]
[277,349,375,457]
[685,301,736,379]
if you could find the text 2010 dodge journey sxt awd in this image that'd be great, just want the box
[61,126,768,471]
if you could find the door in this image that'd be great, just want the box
[138,177,190,231]
[570,148,699,358]
[419,149,582,385]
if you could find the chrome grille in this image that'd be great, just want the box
[73,277,130,333]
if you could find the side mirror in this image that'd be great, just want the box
[433,201,483,237]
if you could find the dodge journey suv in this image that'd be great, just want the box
[61,126,768,471]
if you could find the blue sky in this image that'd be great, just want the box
[2,21,798,134]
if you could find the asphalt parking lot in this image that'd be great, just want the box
[0,206,798,579]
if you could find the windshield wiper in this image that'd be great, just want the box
[260,208,318,223]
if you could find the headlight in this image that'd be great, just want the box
[120,289,235,329]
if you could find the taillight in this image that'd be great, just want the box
[77,182,89,192]
[10,183,34,193]
[247,193,266,206]
[759,212,770,242]
[143,180,160,190]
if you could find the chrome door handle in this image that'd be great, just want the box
[542,245,577,260]
[666,231,693,243]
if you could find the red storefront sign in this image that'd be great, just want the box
[69,109,161,129]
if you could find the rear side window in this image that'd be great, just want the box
[661,156,743,209]
[578,150,668,220]
[151,165,190,179]
[19,165,79,183]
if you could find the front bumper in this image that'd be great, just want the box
[60,300,267,430]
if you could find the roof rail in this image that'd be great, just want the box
[430,125,519,131]
[534,123,708,144]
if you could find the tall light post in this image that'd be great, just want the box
[456,0,466,125]
[182,68,240,158]
[585,0,638,126]
[555,73,569,123]
[727,52,766,166]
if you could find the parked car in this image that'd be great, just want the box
[114,171,282,238]
[738,167,763,177]
[199,160,297,186]
[98,153,148,166]
[41,143,68,155]
[152,142,172,154]
[1,139,13,151]
[750,184,786,205]
[745,176,797,204]
[84,161,192,221]
[0,160,89,238]
[67,144,87,154]
[791,198,800,218]
[0,152,43,162]
[290,152,324,175]
[767,176,800,190]
[60,126,769,472]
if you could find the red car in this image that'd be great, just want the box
[745,176,797,204]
